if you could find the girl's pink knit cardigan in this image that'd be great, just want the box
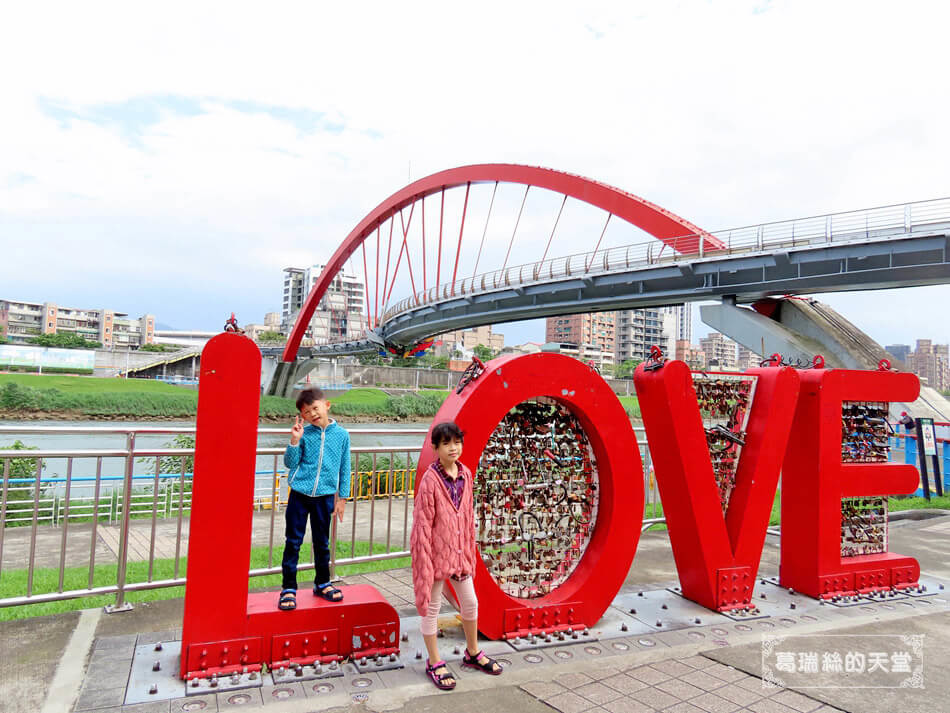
[409,461,477,617]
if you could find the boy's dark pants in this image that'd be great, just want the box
[281,490,335,591]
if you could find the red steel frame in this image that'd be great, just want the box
[282,164,723,361]
[416,353,644,640]
[780,367,921,598]
[179,334,399,680]
[633,361,801,611]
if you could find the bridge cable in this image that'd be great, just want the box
[451,182,472,293]
[361,241,371,330]
[472,181,499,279]
[501,185,530,273]
[538,194,568,272]
[584,213,612,273]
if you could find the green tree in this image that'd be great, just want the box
[257,331,286,344]
[1,441,44,521]
[615,359,643,380]
[26,333,101,349]
[473,344,495,361]
[139,343,174,352]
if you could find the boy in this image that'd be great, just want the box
[278,387,351,611]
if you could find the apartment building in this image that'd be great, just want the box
[736,345,761,371]
[904,339,950,391]
[439,325,504,355]
[614,308,675,364]
[546,312,616,356]
[281,266,365,344]
[699,332,739,370]
[675,340,707,369]
[0,299,155,349]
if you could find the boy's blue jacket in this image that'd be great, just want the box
[284,420,352,498]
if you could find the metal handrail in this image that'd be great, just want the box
[0,424,657,611]
[377,196,950,325]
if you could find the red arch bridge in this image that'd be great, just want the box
[264,164,950,394]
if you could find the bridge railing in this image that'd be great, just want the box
[381,196,950,323]
[0,424,655,612]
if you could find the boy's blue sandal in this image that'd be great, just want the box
[278,589,297,611]
[461,649,502,674]
[314,584,344,602]
[425,660,456,690]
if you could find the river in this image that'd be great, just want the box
[0,419,428,494]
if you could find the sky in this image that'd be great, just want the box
[2,1,949,349]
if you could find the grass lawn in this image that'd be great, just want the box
[0,373,193,395]
[0,540,410,622]
[329,388,391,408]
[617,395,641,418]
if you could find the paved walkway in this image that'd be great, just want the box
[1,513,948,713]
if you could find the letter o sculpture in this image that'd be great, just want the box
[415,353,643,640]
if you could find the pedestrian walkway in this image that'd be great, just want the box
[1,512,947,713]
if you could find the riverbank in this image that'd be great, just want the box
[0,373,641,422]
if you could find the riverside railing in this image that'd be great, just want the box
[0,424,656,611]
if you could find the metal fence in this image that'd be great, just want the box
[0,425,655,612]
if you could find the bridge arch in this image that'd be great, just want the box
[284,164,721,361]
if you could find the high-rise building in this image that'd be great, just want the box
[546,312,616,356]
[736,345,760,371]
[614,308,675,364]
[281,266,365,344]
[0,299,155,349]
[905,339,950,391]
[885,344,911,364]
[699,332,738,370]
[663,304,691,345]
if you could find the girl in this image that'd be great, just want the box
[410,421,503,690]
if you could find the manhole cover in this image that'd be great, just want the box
[711,627,729,636]
[801,615,818,621]
[758,621,775,628]
[881,604,894,610]
[637,639,656,647]
[226,693,252,706]
[735,624,752,631]
[611,642,630,651]
[688,631,705,639]
[859,606,876,612]
[554,650,573,659]
[779,618,796,625]
[352,677,373,688]
[271,688,295,699]
[713,639,729,647]
[353,692,369,702]
[312,683,334,694]
[495,658,512,667]
[181,703,207,712]
[523,654,544,664]
[584,646,602,655]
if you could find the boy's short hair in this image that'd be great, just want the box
[296,387,326,411]
[431,421,464,446]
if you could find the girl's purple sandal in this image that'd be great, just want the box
[425,660,457,690]
[461,649,503,674]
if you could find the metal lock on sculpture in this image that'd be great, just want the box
[417,353,643,640]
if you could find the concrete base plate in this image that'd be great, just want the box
[612,589,732,631]
[125,641,186,704]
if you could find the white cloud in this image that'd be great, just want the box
[0,0,948,345]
